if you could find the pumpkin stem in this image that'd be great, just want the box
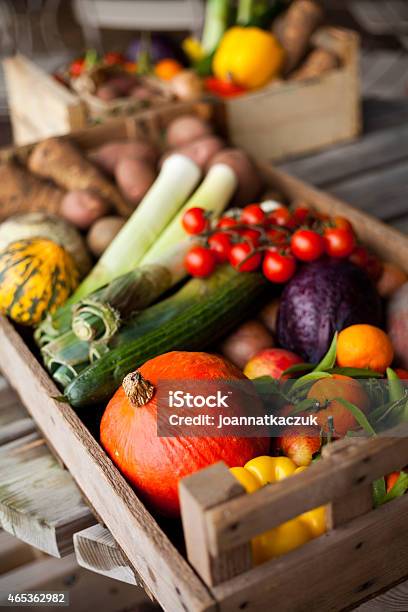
[122,371,155,407]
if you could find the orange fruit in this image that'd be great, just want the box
[307,374,369,436]
[154,58,183,80]
[337,324,394,373]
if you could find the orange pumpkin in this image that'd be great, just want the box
[100,351,269,516]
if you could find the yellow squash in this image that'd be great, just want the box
[0,238,79,326]
[213,27,284,89]
[231,457,326,565]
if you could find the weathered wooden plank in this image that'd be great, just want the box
[356,579,408,611]
[278,122,408,187]
[74,524,139,587]
[0,433,95,557]
[0,553,156,612]
[328,158,408,221]
[0,530,40,575]
[0,381,35,445]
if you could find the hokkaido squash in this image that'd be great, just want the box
[0,238,79,326]
[100,351,269,517]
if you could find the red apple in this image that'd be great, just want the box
[243,348,303,380]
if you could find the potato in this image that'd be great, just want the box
[386,282,408,368]
[376,262,408,298]
[209,148,262,205]
[87,216,126,257]
[96,84,119,101]
[89,141,158,175]
[60,190,109,230]
[219,320,274,369]
[258,298,281,334]
[176,136,225,171]
[115,157,156,206]
[107,74,139,96]
[130,86,153,101]
[166,115,213,149]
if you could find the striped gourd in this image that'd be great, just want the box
[0,238,79,326]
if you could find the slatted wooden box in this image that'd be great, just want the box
[4,27,360,159]
[0,105,407,612]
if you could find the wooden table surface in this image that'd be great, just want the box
[0,91,408,611]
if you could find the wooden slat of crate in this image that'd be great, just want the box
[3,54,87,145]
[0,432,95,557]
[0,380,35,445]
[74,524,142,588]
[0,531,40,575]
[225,27,360,162]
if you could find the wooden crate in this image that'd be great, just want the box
[2,54,173,146]
[0,106,407,612]
[3,26,360,158]
[224,27,361,162]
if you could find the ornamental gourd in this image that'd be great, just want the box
[0,238,79,326]
[100,351,269,517]
[213,27,284,89]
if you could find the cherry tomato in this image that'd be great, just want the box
[182,207,208,235]
[290,229,325,262]
[268,206,292,227]
[333,216,353,231]
[241,204,266,226]
[292,207,310,225]
[69,57,85,77]
[266,228,287,246]
[208,232,232,263]
[239,228,262,245]
[349,246,382,280]
[395,368,408,379]
[324,228,355,258]
[184,246,216,277]
[104,51,126,65]
[217,217,238,230]
[229,242,262,272]
[263,251,296,283]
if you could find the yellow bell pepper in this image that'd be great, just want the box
[213,27,284,90]
[230,457,327,565]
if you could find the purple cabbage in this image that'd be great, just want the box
[277,258,383,363]
[126,34,186,65]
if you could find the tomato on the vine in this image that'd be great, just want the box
[263,251,296,283]
[208,232,232,263]
[185,246,216,277]
[241,204,265,226]
[239,228,262,245]
[349,246,382,280]
[266,228,287,246]
[229,242,262,272]
[217,216,238,230]
[324,228,355,258]
[104,51,126,65]
[290,229,325,262]
[182,207,209,235]
[69,57,85,77]
[268,206,292,227]
[292,207,310,225]
[333,216,353,232]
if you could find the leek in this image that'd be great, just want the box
[70,154,201,301]
[72,264,172,342]
[141,163,237,265]
[201,0,231,54]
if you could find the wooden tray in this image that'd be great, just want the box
[0,106,407,612]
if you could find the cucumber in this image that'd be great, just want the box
[65,267,267,407]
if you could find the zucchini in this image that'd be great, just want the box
[65,267,268,407]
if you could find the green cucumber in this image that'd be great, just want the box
[65,267,267,407]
